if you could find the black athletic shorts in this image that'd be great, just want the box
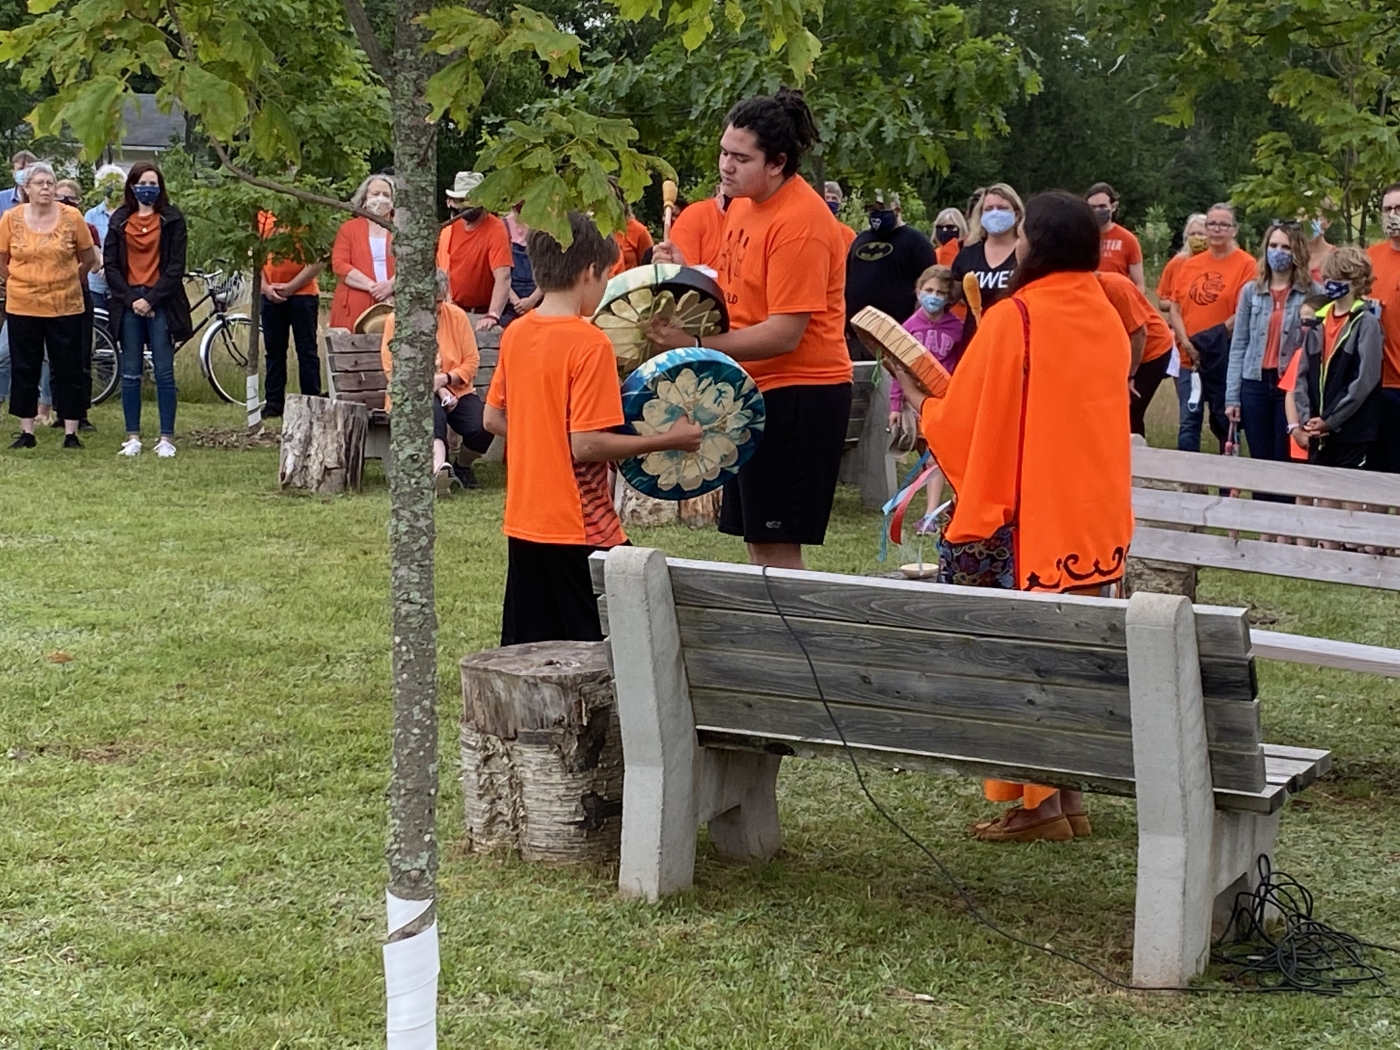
[500,537,604,646]
[1312,439,1368,470]
[719,381,853,546]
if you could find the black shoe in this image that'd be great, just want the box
[262,407,283,419]
[78,418,96,432]
[452,463,481,489]
[9,432,36,449]
[63,433,83,449]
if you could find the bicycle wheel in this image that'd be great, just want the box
[90,312,120,405]
[199,313,256,405]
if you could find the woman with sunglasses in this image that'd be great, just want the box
[1225,222,1317,475]
[931,207,967,267]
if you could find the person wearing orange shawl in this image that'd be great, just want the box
[892,191,1135,844]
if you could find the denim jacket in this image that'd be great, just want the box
[1225,281,1317,406]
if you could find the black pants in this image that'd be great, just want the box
[261,294,321,410]
[1129,351,1172,437]
[1314,439,1369,469]
[7,313,85,421]
[78,285,93,418]
[500,537,603,646]
[1368,388,1400,474]
[433,391,492,452]
[1192,323,1232,450]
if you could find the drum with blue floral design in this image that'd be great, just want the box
[617,347,765,499]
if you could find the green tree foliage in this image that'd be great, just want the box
[1093,0,1400,242]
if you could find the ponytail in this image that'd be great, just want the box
[725,87,820,176]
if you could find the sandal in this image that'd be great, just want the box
[970,808,1074,843]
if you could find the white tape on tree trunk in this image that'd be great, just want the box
[246,373,261,428]
[384,892,438,1050]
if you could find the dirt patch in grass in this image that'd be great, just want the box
[185,426,282,450]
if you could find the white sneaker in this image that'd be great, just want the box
[155,438,176,458]
[118,437,142,457]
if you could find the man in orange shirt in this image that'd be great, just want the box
[668,184,728,272]
[609,204,654,276]
[1098,270,1175,436]
[1086,182,1144,291]
[1167,203,1256,451]
[652,89,853,570]
[436,171,511,330]
[257,211,325,417]
[483,213,701,645]
[1367,181,1400,472]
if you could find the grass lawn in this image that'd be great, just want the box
[2,393,1398,1049]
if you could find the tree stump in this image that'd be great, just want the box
[616,480,680,527]
[678,488,722,528]
[1127,466,1199,600]
[459,641,622,865]
[277,394,367,494]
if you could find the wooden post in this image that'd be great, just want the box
[459,640,623,865]
[277,393,368,494]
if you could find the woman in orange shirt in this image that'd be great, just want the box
[932,206,967,267]
[104,162,193,457]
[893,191,1133,844]
[329,175,396,330]
[0,162,99,448]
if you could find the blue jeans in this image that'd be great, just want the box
[1239,371,1290,502]
[1175,367,1230,452]
[120,306,177,436]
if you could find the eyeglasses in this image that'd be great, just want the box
[1204,221,1236,231]
[57,197,78,206]
[1382,204,1400,216]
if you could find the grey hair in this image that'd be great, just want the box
[933,207,968,238]
[24,161,56,183]
[351,173,396,209]
[1176,212,1208,257]
[1207,202,1236,221]
[435,268,450,302]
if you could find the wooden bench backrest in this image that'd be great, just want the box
[591,555,1266,799]
[846,361,878,446]
[1132,445,1400,591]
[325,321,502,414]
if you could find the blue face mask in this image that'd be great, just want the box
[826,200,840,215]
[133,183,160,206]
[1310,219,1324,239]
[1266,247,1293,272]
[918,292,947,314]
[981,208,1016,235]
[1323,279,1350,300]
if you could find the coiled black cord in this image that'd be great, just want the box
[759,566,1396,996]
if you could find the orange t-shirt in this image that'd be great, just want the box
[1156,253,1188,305]
[920,270,1133,591]
[1170,247,1256,337]
[610,216,654,277]
[669,198,727,270]
[486,313,627,548]
[257,210,320,296]
[436,214,512,311]
[0,204,95,317]
[715,176,853,392]
[379,302,480,411]
[1098,271,1172,364]
[1262,286,1287,371]
[1322,309,1347,365]
[1098,223,1143,279]
[935,238,961,267]
[838,223,856,252]
[125,214,162,287]
[1366,242,1400,388]
[1277,350,1309,460]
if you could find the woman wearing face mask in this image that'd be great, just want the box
[949,184,1024,325]
[1303,207,1336,285]
[931,207,967,267]
[1156,213,1208,312]
[1225,222,1316,473]
[329,174,396,330]
[105,162,193,457]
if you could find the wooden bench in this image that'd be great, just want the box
[591,547,1329,988]
[324,318,502,464]
[837,361,895,510]
[1132,442,1400,677]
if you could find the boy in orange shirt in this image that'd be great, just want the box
[483,213,702,645]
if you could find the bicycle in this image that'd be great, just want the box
[91,270,259,407]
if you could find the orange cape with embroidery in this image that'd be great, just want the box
[919,270,1134,592]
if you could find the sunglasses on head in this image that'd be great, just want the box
[1270,219,1302,229]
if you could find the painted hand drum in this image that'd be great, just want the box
[592,264,729,377]
[850,306,951,399]
[617,347,765,500]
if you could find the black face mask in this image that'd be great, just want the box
[934,226,959,245]
[458,206,485,223]
[1092,206,1113,227]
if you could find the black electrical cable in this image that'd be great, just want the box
[758,566,1397,997]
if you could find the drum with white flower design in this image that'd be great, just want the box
[616,347,765,500]
[592,264,729,377]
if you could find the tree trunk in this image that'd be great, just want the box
[381,0,441,1046]
[616,480,679,526]
[678,489,722,528]
[246,262,264,432]
[277,393,367,493]
[459,641,623,866]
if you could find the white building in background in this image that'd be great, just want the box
[100,94,186,167]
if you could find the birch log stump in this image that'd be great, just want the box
[616,480,680,527]
[460,641,623,865]
[678,489,722,528]
[277,394,368,494]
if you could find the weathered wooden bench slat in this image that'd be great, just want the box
[330,389,387,408]
[328,351,384,372]
[1251,630,1400,677]
[1133,526,1400,591]
[332,371,389,393]
[589,556,1252,658]
[1263,744,1332,792]
[1133,444,1400,506]
[1134,487,1400,550]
